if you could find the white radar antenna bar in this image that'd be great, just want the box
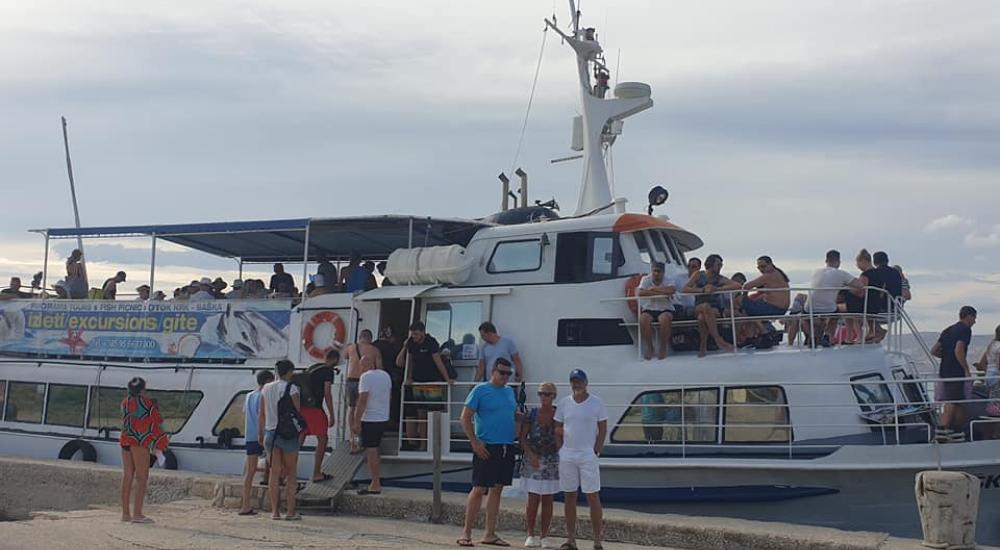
[547,1,653,216]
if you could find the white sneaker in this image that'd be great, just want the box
[524,535,542,547]
[540,537,558,549]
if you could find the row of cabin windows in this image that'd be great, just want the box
[0,380,202,434]
[487,231,673,283]
[612,386,792,444]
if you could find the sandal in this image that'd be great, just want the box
[237,509,257,516]
[481,538,510,547]
[284,513,302,521]
[457,538,475,547]
[559,544,578,550]
[311,474,333,483]
[357,488,382,495]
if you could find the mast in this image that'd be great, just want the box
[546,1,653,215]
[61,116,88,289]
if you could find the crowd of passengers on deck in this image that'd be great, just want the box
[0,250,393,303]
[635,248,913,359]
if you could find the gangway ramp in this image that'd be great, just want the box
[298,444,365,503]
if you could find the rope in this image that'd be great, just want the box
[508,26,549,179]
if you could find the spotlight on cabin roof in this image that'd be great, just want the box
[647,185,669,215]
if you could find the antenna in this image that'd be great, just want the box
[61,116,88,290]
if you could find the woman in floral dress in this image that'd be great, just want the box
[120,377,169,523]
[519,382,560,548]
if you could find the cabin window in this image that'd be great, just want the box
[5,381,45,424]
[88,387,204,433]
[45,384,89,428]
[487,239,542,273]
[634,232,653,264]
[650,231,682,266]
[892,369,925,405]
[554,232,622,283]
[723,386,790,443]
[557,319,633,347]
[213,391,250,437]
[425,301,484,362]
[611,387,719,444]
[850,374,893,412]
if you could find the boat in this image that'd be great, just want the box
[2,1,998,542]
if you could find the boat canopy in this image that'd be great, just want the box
[33,216,491,263]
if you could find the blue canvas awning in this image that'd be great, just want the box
[34,216,490,263]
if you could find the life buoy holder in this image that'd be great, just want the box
[303,310,346,360]
[624,274,643,315]
[58,438,97,462]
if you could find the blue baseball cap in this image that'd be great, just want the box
[569,369,588,382]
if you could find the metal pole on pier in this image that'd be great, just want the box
[430,410,443,523]
[61,116,88,289]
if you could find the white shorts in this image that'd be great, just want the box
[524,478,561,496]
[558,452,600,494]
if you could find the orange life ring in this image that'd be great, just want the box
[303,311,346,360]
[624,274,643,315]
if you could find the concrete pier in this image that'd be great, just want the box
[1,456,993,550]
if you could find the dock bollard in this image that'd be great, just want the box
[915,470,980,549]
[430,411,443,523]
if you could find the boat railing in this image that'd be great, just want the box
[603,285,934,364]
[398,373,999,459]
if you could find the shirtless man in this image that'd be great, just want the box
[684,254,741,357]
[344,329,383,452]
[742,256,791,316]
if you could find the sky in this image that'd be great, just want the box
[0,0,997,331]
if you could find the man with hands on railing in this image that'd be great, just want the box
[398,321,455,451]
[931,306,976,442]
[636,261,676,361]
[457,357,518,548]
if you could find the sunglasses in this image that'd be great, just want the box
[538,391,555,397]
[496,369,513,377]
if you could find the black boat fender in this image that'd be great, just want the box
[57,438,97,462]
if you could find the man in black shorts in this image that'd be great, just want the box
[931,306,976,442]
[636,261,676,360]
[457,358,518,547]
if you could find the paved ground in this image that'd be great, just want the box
[0,498,671,549]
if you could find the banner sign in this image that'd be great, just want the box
[0,299,291,360]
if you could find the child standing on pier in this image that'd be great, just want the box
[238,369,274,515]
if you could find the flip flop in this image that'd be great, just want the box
[480,538,510,547]
[284,513,302,521]
[357,488,382,495]
[237,509,257,516]
[131,517,154,524]
[457,538,475,547]
[311,474,333,483]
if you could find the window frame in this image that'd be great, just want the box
[586,232,622,279]
[849,373,894,413]
[891,369,926,405]
[486,238,543,274]
[721,385,792,444]
[610,386,721,444]
[422,298,487,365]
[4,380,47,425]
[86,386,205,434]
[44,383,90,428]
[212,390,251,437]
[0,380,6,422]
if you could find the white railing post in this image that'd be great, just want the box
[729,292,737,352]
[807,289,816,350]
[680,385,686,458]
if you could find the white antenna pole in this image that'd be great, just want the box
[61,116,88,288]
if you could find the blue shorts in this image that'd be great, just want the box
[264,429,301,454]
[246,440,265,456]
[742,299,787,317]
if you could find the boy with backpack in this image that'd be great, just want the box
[292,349,340,482]
[259,360,304,520]
[239,369,274,516]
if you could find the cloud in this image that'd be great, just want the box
[963,225,1000,248]
[924,214,974,233]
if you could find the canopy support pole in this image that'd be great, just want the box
[149,234,157,295]
[41,233,50,296]
[238,260,243,280]
[301,223,311,294]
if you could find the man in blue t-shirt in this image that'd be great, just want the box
[475,321,524,382]
[458,357,518,547]
[239,369,274,515]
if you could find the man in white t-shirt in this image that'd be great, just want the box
[637,261,677,360]
[554,369,608,550]
[352,355,392,495]
[789,250,862,346]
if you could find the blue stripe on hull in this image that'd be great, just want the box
[381,480,839,503]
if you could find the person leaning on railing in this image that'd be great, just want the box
[683,254,740,357]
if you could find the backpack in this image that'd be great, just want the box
[290,363,333,409]
[275,382,306,440]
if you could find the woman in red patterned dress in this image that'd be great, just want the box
[120,377,169,523]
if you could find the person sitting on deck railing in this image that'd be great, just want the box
[636,261,676,361]
[843,249,875,344]
[64,249,88,299]
[684,254,740,357]
[671,257,700,321]
[788,249,862,346]
[0,277,32,300]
